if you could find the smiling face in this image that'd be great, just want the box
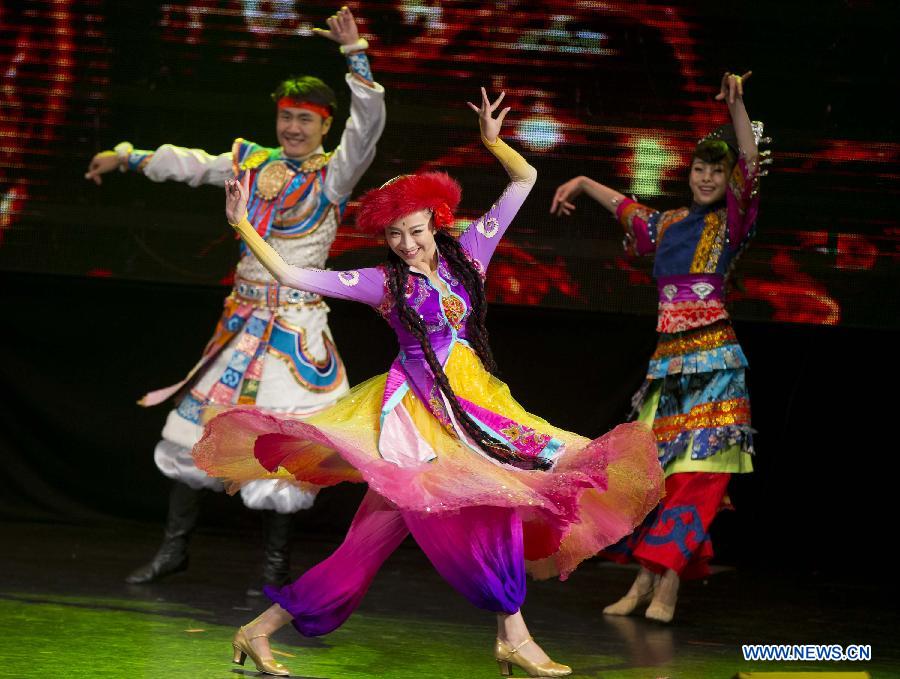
[688,158,730,205]
[276,105,332,159]
[385,209,437,269]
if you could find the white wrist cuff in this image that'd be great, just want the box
[339,38,369,54]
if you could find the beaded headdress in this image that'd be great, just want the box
[698,121,773,175]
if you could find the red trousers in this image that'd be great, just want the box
[605,472,731,579]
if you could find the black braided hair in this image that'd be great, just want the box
[384,241,549,472]
[433,231,496,374]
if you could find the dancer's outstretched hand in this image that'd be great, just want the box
[467,87,510,143]
[84,151,119,185]
[313,6,360,46]
[225,172,250,226]
[551,177,584,216]
[715,70,752,105]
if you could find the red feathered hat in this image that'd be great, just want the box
[356,172,462,234]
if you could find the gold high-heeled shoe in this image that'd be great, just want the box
[231,626,290,676]
[494,637,572,677]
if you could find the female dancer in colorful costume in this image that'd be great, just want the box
[196,89,663,677]
[551,72,762,623]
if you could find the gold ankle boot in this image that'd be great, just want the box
[494,637,572,677]
[231,626,290,676]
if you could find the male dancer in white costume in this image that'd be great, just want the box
[85,7,385,591]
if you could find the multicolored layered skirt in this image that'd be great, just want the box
[194,342,664,580]
[604,319,754,578]
[633,320,754,473]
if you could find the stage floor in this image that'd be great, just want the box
[1,521,896,678]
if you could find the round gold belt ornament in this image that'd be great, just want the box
[255,160,291,200]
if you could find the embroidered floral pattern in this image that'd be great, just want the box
[499,423,552,450]
[346,50,373,82]
[652,398,751,443]
[651,321,737,360]
[634,364,754,465]
[338,270,360,287]
[690,209,727,273]
[647,344,748,378]
[408,276,429,310]
[657,299,729,333]
[438,258,460,287]
[476,216,501,238]
[441,294,466,330]
[619,201,657,255]
[375,265,395,317]
[427,388,454,432]
[463,249,487,281]
[729,157,759,212]
[425,317,447,333]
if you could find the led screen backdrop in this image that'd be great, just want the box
[1,1,897,327]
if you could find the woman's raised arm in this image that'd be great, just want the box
[225,174,385,305]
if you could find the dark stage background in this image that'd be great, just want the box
[1,1,897,574]
[1,0,898,326]
[0,273,892,575]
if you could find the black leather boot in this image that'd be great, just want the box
[126,481,201,584]
[246,510,292,596]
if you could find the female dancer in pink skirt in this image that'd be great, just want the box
[196,88,663,676]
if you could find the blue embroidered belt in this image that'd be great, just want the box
[231,276,324,310]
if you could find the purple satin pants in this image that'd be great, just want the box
[264,489,526,637]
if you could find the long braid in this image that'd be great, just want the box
[385,252,548,471]
[434,231,496,374]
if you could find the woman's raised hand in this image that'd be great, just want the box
[467,87,510,143]
[225,171,250,226]
[715,70,752,105]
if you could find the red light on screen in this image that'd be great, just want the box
[0,0,95,244]
[1,2,895,328]
[835,234,878,271]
